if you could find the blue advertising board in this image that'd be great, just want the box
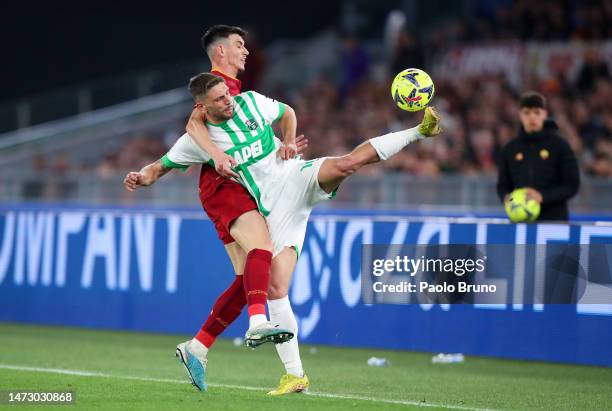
[0,205,610,366]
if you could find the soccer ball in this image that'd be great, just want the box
[390,68,435,112]
[504,188,541,223]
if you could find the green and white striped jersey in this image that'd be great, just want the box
[161,90,287,216]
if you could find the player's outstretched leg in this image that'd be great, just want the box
[317,106,442,193]
[176,340,208,391]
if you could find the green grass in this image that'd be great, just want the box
[0,323,610,410]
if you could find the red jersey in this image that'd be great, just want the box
[211,69,242,97]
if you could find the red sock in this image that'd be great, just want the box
[195,275,247,348]
[243,249,272,317]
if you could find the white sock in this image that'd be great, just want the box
[268,296,304,377]
[188,338,209,359]
[368,126,423,160]
[249,314,267,329]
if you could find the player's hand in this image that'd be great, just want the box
[524,187,543,204]
[279,143,298,160]
[295,134,309,154]
[191,104,207,121]
[186,106,207,134]
[279,134,306,160]
[123,172,143,192]
[212,151,240,179]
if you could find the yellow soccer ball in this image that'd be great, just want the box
[390,68,435,112]
[504,188,541,223]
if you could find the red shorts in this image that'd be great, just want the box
[199,165,258,244]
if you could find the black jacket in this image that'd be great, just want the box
[496,120,580,222]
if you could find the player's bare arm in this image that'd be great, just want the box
[277,104,298,160]
[123,159,171,191]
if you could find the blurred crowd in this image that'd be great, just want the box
[290,65,612,179]
[289,0,612,178]
[34,0,611,182]
[285,0,612,179]
[431,0,612,44]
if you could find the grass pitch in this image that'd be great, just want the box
[0,323,610,410]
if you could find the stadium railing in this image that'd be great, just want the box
[0,59,209,134]
[1,172,610,217]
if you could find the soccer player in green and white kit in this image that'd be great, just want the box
[159,72,440,393]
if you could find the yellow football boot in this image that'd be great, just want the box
[267,374,310,395]
[418,106,442,137]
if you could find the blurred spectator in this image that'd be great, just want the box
[587,136,612,177]
[467,129,497,175]
[390,29,425,75]
[576,48,611,93]
[50,154,77,199]
[97,150,119,178]
[21,154,47,199]
[339,34,369,99]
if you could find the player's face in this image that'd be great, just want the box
[204,82,234,121]
[224,34,249,73]
[519,107,547,133]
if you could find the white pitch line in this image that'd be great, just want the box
[0,364,494,411]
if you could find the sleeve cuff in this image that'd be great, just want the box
[274,103,287,122]
[161,155,189,172]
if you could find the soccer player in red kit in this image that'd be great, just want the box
[124,25,309,395]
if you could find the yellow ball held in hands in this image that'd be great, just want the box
[504,188,541,223]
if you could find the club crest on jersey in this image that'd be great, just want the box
[245,119,259,131]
